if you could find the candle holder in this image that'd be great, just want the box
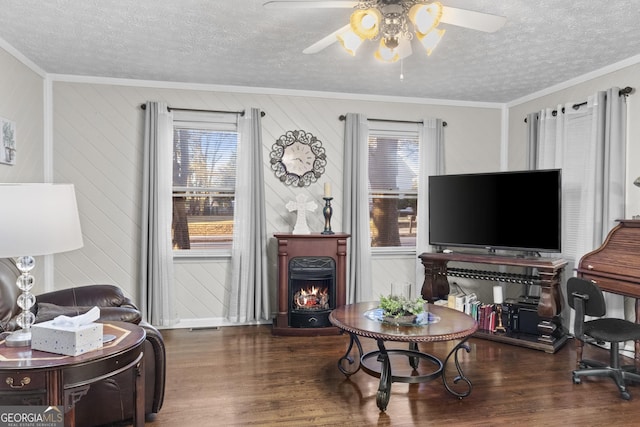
[322,197,334,235]
[494,304,507,333]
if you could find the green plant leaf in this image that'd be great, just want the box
[379,294,425,317]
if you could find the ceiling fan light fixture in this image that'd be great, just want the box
[350,8,382,39]
[409,2,443,34]
[337,29,365,55]
[289,0,507,61]
[417,27,445,56]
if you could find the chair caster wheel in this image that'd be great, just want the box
[573,375,581,384]
[621,391,631,400]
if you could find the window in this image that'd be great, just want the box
[171,111,238,254]
[368,124,420,249]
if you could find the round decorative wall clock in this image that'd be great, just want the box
[270,129,327,187]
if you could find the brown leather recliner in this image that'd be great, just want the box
[0,258,166,426]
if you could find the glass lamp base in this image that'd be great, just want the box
[5,329,31,347]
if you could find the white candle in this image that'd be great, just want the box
[493,285,503,304]
[324,182,331,198]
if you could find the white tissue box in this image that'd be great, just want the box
[31,320,103,356]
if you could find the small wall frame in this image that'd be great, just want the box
[0,117,16,165]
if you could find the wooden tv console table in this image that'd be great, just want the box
[418,252,568,353]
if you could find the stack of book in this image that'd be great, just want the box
[447,292,499,332]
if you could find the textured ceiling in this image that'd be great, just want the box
[0,0,639,103]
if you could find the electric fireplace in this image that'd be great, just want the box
[289,256,335,328]
[273,233,350,336]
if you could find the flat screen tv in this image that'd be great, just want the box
[428,169,561,253]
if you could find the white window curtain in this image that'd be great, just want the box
[415,118,445,291]
[141,101,177,327]
[527,87,627,328]
[342,113,373,303]
[227,108,270,323]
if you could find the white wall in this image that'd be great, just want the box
[49,79,502,327]
[0,47,45,184]
[0,44,47,293]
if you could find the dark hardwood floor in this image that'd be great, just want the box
[147,325,640,426]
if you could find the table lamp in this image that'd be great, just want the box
[0,183,83,347]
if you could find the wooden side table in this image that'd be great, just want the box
[0,322,146,427]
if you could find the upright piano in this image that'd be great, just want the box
[576,219,640,363]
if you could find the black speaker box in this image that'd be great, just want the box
[504,298,540,335]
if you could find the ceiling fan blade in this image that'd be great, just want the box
[303,24,350,54]
[263,1,357,9]
[440,6,507,33]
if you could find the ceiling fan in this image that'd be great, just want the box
[263,1,506,62]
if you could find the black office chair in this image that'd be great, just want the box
[568,277,640,400]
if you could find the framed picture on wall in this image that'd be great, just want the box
[0,116,16,165]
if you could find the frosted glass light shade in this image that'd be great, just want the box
[350,8,382,39]
[337,29,364,55]
[417,28,446,56]
[374,38,400,63]
[0,183,83,257]
[409,2,443,34]
[396,37,413,59]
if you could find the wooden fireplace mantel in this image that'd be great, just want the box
[273,232,350,336]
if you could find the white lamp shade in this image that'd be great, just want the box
[409,3,443,34]
[417,28,445,55]
[0,183,83,257]
[374,38,400,63]
[337,29,364,55]
[350,8,381,40]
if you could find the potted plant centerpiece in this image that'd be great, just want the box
[379,294,426,325]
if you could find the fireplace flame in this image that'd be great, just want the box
[293,286,329,310]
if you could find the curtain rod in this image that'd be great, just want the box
[339,115,447,127]
[524,86,634,123]
[140,104,266,117]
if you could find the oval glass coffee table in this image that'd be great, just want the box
[329,301,478,411]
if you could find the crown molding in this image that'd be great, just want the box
[48,73,504,109]
[507,54,640,107]
[0,37,46,77]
